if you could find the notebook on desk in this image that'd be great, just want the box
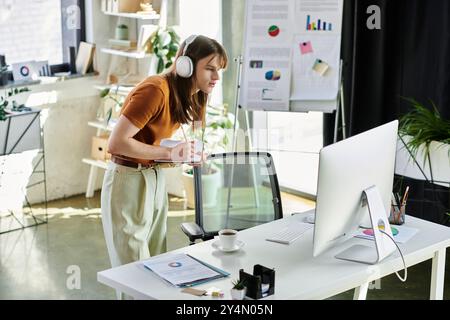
[142,253,229,287]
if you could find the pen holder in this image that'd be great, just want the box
[239,264,275,300]
[389,203,406,225]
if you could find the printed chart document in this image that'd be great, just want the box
[142,253,229,287]
[354,225,419,244]
[240,0,294,111]
[290,0,343,100]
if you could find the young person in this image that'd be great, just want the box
[101,35,228,268]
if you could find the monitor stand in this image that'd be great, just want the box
[335,185,396,265]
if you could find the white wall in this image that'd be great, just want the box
[3,77,105,204]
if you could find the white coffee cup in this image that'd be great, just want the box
[218,229,238,250]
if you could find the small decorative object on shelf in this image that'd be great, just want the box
[109,0,141,13]
[139,0,156,14]
[91,135,111,161]
[230,279,246,300]
[115,24,129,40]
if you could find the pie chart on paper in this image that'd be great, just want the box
[268,25,280,37]
[363,227,399,237]
[168,262,182,268]
[20,66,30,77]
[265,70,281,81]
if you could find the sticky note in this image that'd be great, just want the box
[312,59,329,76]
[300,41,313,54]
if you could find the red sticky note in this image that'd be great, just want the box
[300,41,313,55]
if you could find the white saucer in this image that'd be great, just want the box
[212,240,244,252]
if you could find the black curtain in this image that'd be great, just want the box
[324,0,450,224]
[325,0,450,142]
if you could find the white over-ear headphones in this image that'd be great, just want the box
[175,35,198,78]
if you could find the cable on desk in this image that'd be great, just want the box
[379,229,408,282]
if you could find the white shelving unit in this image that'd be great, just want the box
[87,120,115,132]
[83,119,116,197]
[82,158,109,170]
[83,1,168,198]
[102,11,160,20]
[100,48,151,59]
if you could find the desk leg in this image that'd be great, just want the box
[353,282,369,300]
[430,248,446,300]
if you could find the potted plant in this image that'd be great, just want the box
[230,278,246,300]
[397,98,450,186]
[179,104,235,208]
[115,24,129,40]
[98,87,125,126]
[0,87,30,121]
[148,26,180,73]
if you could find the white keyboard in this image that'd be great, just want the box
[266,223,313,244]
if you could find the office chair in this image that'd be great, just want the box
[180,152,283,244]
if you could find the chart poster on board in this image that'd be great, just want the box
[290,0,343,101]
[240,0,294,111]
[240,0,344,112]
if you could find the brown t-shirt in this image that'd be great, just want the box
[117,75,180,163]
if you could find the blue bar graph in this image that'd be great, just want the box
[306,15,333,31]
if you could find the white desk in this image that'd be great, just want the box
[97,213,450,300]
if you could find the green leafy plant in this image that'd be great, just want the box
[149,26,180,73]
[99,87,124,125]
[178,103,235,175]
[399,98,450,162]
[0,87,30,121]
[231,279,246,290]
[201,103,234,155]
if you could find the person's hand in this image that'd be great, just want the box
[169,141,192,162]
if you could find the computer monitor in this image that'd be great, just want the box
[312,120,398,264]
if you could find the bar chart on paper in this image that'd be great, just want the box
[306,15,333,31]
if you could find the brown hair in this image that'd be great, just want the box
[165,35,228,125]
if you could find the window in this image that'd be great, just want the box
[0,0,84,66]
[179,0,223,105]
[253,111,323,197]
